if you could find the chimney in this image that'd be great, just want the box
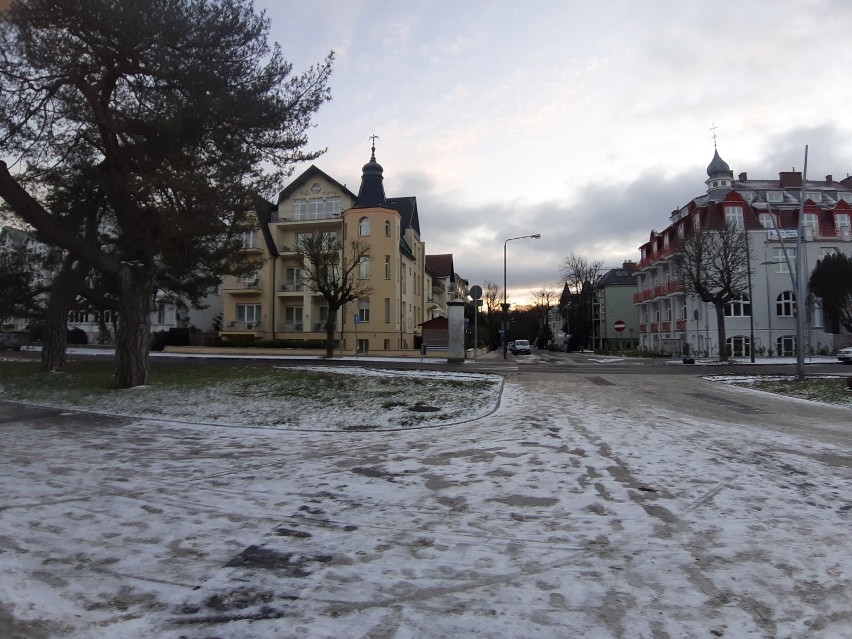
[779,171,802,188]
[826,175,833,184]
[622,260,636,272]
[738,172,748,181]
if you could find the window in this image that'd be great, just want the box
[677,225,685,239]
[384,221,391,237]
[285,306,303,330]
[242,229,259,249]
[68,310,89,323]
[802,213,818,232]
[767,191,784,203]
[384,339,391,350]
[359,217,370,236]
[776,291,796,317]
[663,234,670,250]
[384,255,390,279]
[727,336,751,358]
[773,247,796,274]
[358,298,370,323]
[725,294,751,317]
[758,212,776,229]
[838,192,852,203]
[693,213,701,232]
[384,297,391,323]
[725,206,743,229]
[820,247,839,259]
[237,304,261,323]
[358,257,370,279]
[776,335,796,356]
[836,213,851,232]
[284,267,302,291]
[805,191,822,203]
[326,197,341,217]
[357,339,369,354]
[157,303,167,325]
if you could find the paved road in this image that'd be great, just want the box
[1,355,850,638]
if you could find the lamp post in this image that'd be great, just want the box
[503,233,541,359]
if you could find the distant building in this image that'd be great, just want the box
[591,262,639,350]
[219,144,464,353]
[634,149,852,357]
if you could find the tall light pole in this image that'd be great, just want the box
[503,233,541,359]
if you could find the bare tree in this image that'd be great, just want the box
[559,253,603,350]
[530,285,559,347]
[482,280,502,347]
[294,231,372,358]
[674,221,751,361]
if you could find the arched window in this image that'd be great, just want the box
[359,217,370,236]
[724,294,751,317]
[776,291,796,317]
[384,220,391,237]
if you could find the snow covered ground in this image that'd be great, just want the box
[0,365,850,638]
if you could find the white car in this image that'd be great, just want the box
[838,346,852,364]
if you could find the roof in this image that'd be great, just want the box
[354,148,387,208]
[595,267,637,289]
[275,165,356,205]
[425,254,454,278]
[386,196,421,236]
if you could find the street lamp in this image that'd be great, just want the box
[503,233,541,359]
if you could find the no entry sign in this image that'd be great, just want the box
[613,320,626,332]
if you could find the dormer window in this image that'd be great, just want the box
[838,192,852,203]
[802,213,818,231]
[836,213,851,230]
[663,234,670,249]
[759,212,776,229]
[767,191,783,203]
[725,206,743,229]
[805,191,822,203]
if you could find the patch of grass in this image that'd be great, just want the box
[750,377,852,407]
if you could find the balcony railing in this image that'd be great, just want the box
[273,211,342,222]
[633,292,644,303]
[224,277,261,291]
[649,322,659,332]
[666,279,684,294]
[279,322,304,333]
[675,319,686,331]
[642,289,653,300]
[639,323,647,333]
[223,320,262,331]
[661,321,671,332]
[279,282,304,292]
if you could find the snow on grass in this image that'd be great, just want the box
[705,373,852,408]
[0,359,503,431]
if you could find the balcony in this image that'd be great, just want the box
[279,282,304,294]
[675,319,686,331]
[642,289,653,301]
[279,322,304,333]
[665,279,684,295]
[222,277,261,293]
[639,323,647,333]
[272,211,342,223]
[633,292,644,304]
[649,322,659,332]
[661,321,671,332]
[222,320,262,332]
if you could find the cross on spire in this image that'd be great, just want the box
[369,134,379,160]
[709,122,718,149]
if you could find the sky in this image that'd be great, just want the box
[256,0,852,304]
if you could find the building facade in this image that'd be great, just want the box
[634,149,852,357]
[220,146,457,352]
[591,262,640,350]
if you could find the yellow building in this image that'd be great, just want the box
[220,145,437,353]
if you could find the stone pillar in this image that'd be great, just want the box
[447,299,466,363]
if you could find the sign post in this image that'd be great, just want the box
[469,285,483,369]
[613,320,626,351]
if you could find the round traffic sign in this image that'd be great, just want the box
[613,320,626,332]
[469,285,483,300]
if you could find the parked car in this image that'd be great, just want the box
[512,339,531,355]
[0,331,24,351]
[838,346,852,364]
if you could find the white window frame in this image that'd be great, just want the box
[358,298,370,323]
[724,294,751,317]
[802,212,818,231]
[237,304,261,323]
[725,206,744,229]
[758,212,776,229]
[773,247,796,274]
[767,191,784,203]
[835,213,851,230]
[359,217,371,236]
[776,291,796,317]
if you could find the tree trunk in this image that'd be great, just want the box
[114,267,154,388]
[41,258,88,372]
[714,301,728,362]
[324,313,336,358]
